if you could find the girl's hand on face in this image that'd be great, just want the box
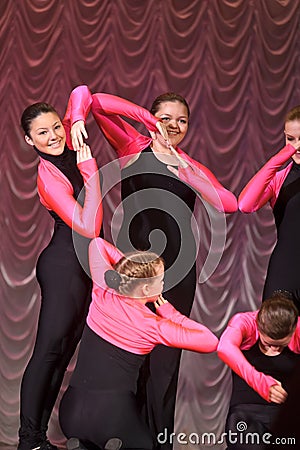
[155,121,170,145]
[269,382,288,404]
[76,143,92,163]
[71,120,88,151]
[154,294,168,309]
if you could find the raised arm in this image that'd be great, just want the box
[154,300,218,353]
[238,144,296,213]
[91,93,163,165]
[217,313,280,402]
[37,145,102,238]
[63,85,93,149]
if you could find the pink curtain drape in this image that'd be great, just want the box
[1,1,300,448]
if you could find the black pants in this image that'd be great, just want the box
[59,326,153,450]
[19,236,91,444]
[137,267,196,450]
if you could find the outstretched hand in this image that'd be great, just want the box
[71,120,88,151]
[76,143,92,164]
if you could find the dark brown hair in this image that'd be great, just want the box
[257,295,298,340]
[21,102,59,137]
[150,92,190,118]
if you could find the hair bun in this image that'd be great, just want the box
[104,270,122,290]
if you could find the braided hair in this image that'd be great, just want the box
[105,251,164,296]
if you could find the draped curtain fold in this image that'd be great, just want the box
[1,1,299,448]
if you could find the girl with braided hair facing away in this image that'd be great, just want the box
[18,102,102,450]
[239,106,300,312]
[64,85,237,448]
[59,237,218,450]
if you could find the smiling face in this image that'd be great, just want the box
[154,100,189,148]
[284,119,300,164]
[25,112,66,155]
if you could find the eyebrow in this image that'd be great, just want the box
[159,113,188,119]
[36,121,60,131]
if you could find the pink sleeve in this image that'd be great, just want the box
[176,151,238,213]
[91,93,153,165]
[37,158,102,238]
[62,85,93,149]
[155,302,218,353]
[288,319,300,353]
[88,238,123,290]
[217,313,278,401]
[238,144,296,213]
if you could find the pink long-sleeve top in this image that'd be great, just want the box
[87,237,218,355]
[66,85,237,213]
[238,144,296,212]
[217,311,300,402]
[37,157,102,238]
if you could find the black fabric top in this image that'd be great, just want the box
[230,341,300,407]
[273,161,300,231]
[118,147,197,293]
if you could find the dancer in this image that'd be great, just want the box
[239,106,300,311]
[59,237,218,450]
[18,102,102,450]
[66,85,237,448]
[218,295,300,449]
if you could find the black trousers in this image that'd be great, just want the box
[137,266,196,450]
[19,235,91,443]
[59,326,153,450]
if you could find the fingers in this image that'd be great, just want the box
[154,295,168,308]
[76,143,92,163]
[269,384,287,404]
[149,130,157,140]
[156,121,170,144]
[71,120,88,151]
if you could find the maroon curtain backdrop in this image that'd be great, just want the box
[1,1,300,448]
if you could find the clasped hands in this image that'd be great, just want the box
[71,120,92,163]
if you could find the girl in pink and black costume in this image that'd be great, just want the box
[18,103,102,450]
[239,106,300,311]
[67,85,237,449]
[59,237,218,449]
[218,295,300,449]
